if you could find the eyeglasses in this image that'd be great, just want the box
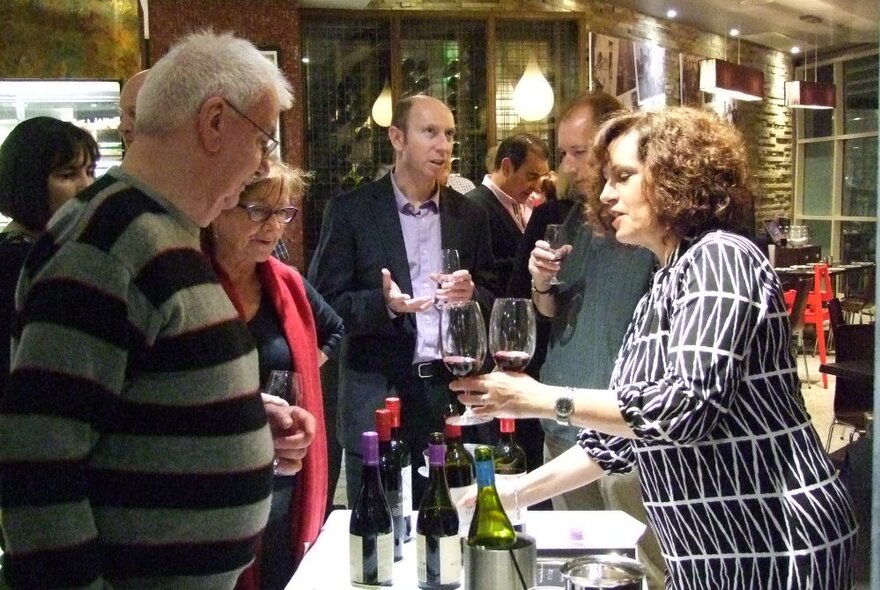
[222,98,279,160]
[237,203,299,224]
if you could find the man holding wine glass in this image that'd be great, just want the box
[521,92,664,588]
[308,94,496,508]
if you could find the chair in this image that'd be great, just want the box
[786,279,812,387]
[840,268,875,324]
[804,264,832,388]
[825,298,874,449]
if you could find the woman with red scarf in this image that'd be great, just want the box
[205,161,343,590]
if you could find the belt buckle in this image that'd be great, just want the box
[416,362,435,379]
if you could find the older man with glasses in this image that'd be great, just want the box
[0,31,317,590]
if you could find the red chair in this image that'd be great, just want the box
[803,264,832,388]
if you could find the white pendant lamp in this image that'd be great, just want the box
[512,55,554,121]
[371,79,393,127]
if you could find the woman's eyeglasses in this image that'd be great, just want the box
[237,203,299,224]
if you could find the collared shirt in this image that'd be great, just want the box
[481,175,531,232]
[391,171,442,363]
[446,174,477,195]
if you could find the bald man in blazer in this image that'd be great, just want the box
[308,95,496,505]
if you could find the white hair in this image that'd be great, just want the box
[136,30,292,135]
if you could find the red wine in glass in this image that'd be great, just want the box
[492,350,531,372]
[489,298,536,374]
[440,301,491,426]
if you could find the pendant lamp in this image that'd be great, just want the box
[785,28,835,109]
[512,55,555,121]
[371,79,393,127]
[699,58,764,102]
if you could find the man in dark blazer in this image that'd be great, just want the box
[465,133,550,294]
[308,95,496,505]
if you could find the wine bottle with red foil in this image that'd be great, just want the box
[386,396,413,540]
[467,445,517,549]
[376,408,404,561]
[443,421,475,535]
[493,418,527,532]
[349,431,394,586]
[416,432,461,589]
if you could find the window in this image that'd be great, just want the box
[794,51,877,263]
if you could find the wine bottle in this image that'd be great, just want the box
[376,408,404,561]
[349,431,394,586]
[493,418,527,532]
[443,421,475,536]
[386,396,413,540]
[416,432,461,589]
[467,445,517,549]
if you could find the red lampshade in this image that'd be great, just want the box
[784,80,836,109]
[699,58,764,102]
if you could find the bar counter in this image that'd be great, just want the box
[286,509,647,589]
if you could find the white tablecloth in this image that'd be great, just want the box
[286,509,647,589]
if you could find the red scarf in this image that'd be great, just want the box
[219,257,328,589]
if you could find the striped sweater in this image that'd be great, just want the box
[0,168,273,589]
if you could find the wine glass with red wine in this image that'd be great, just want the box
[489,298,536,373]
[441,300,492,426]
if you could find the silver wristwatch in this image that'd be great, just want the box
[555,394,575,426]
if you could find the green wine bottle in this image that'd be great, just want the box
[416,432,461,589]
[467,445,516,549]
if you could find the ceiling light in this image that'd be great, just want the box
[729,28,740,37]
[699,58,764,102]
[791,46,801,54]
[371,79,393,127]
[785,81,835,109]
[512,55,555,121]
[666,9,678,18]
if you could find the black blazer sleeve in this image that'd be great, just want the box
[303,277,345,360]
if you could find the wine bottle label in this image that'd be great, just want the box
[401,464,413,538]
[495,473,527,530]
[448,486,474,536]
[349,532,394,585]
[416,533,462,586]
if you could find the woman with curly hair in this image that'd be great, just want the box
[452,107,857,589]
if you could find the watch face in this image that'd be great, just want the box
[556,397,574,417]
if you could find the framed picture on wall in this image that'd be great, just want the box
[679,53,704,107]
[633,41,666,107]
[260,48,281,158]
[589,33,637,108]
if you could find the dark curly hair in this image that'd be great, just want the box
[583,107,754,241]
[0,117,99,232]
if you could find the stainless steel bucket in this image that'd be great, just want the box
[560,554,645,590]
[463,534,537,590]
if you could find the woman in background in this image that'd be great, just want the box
[204,160,343,590]
[0,117,99,397]
[454,107,857,590]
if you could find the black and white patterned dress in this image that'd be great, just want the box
[578,230,857,590]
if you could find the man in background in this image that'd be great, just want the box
[118,68,149,148]
[0,31,314,589]
[528,92,665,589]
[309,94,496,505]
[466,133,550,294]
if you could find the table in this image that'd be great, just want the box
[774,261,875,292]
[286,509,647,589]
[819,359,874,383]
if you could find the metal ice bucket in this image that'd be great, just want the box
[463,533,536,590]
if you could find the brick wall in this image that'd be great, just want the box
[148,0,307,268]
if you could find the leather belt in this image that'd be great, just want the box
[412,360,444,380]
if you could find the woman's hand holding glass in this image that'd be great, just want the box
[450,371,551,420]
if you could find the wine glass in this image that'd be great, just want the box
[543,224,568,285]
[264,370,301,406]
[441,301,492,426]
[435,248,461,307]
[489,298,536,373]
